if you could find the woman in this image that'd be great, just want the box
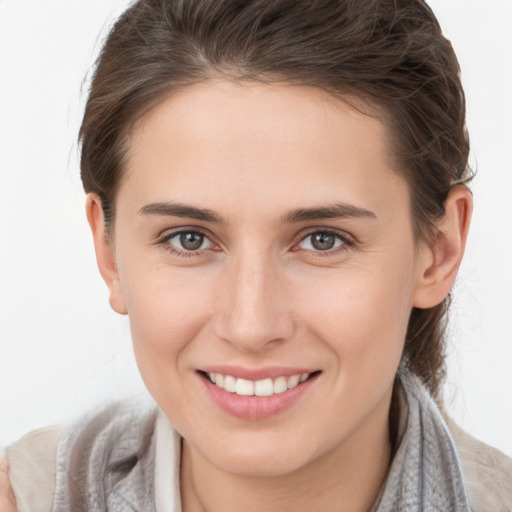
[1,0,511,510]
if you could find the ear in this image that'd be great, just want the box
[413,185,473,308]
[85,194,127,315]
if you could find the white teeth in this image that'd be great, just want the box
[208,372,312,396]
[254,378,274,396]
[273,376,288,394]
[287,375,300,389]
[235,378,254,396]
[224,375,236,393]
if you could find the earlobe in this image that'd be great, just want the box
[85,194,128,315]
[413,185,473,308]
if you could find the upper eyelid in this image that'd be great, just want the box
[157,229,215,257]
[155,226,356,250]
[156,226,216,243]
[297,227,356,244]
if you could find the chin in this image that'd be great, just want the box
[213,453,305,478]
[197,433,320,478]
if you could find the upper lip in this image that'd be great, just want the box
[199,365,318,381]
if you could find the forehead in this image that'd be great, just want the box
[121,80,408,221]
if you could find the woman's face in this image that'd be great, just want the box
[108,81,430,476]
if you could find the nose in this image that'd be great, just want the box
[213,249,294,353]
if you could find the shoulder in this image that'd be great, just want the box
[2,425,63,512]
[54,399,159,510]
[2,399,159,512]
[445,415,512,512]
[57,399,159,466]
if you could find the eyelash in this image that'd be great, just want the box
[156,228,355,258]
[296,229,355,257]
[157,230,214,258]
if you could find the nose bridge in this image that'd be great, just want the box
[215,245,292,352]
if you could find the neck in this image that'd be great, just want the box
[180,390,393,512]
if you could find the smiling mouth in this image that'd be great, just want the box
[199,371,320,397]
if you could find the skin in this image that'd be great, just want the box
[86,81,472,512]
[0,458,17,512]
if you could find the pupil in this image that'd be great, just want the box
[312,233,335,250]
[180,232,204,250]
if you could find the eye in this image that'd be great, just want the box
[298,230,348,252]
[164,230,215,254]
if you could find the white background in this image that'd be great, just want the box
[0,0,511,456]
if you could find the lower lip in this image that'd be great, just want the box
[199,373,319,421]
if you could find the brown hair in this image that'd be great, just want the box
[80,0,472,397]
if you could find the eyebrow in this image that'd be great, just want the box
[138,202,227,224]
[281,204,376,223]
[138,201,376,224]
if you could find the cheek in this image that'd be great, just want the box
[297,255,416,370]
[290,259,416,437]
[118,261,215,384]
